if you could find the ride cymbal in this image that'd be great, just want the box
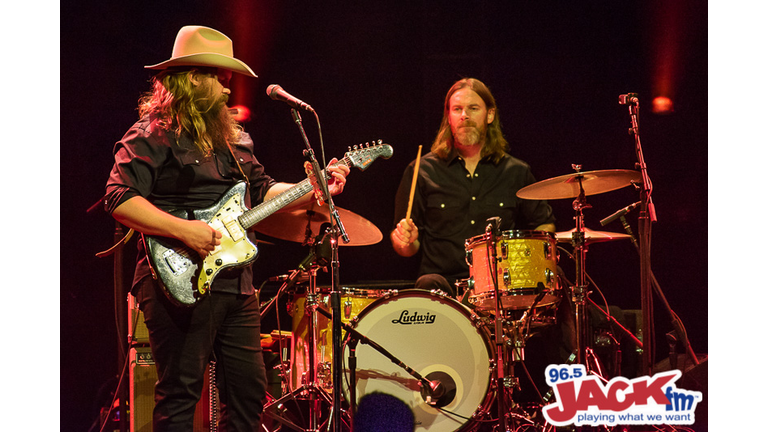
[517,169,641,200]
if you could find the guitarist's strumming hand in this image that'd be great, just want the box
[111,196,223,258]
[304,157,350,205]
[184,219,223,257]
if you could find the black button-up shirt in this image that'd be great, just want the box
[393,151,555,284]
[105,114,276,294]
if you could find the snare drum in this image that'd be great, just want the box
[290,287,386,391]
[465,230,559,311]
[343,290,494,432]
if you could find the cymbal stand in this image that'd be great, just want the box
[569,166,592,367]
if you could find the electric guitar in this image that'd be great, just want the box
[145,142,393,306]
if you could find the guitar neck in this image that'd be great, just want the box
[238,157,351,230]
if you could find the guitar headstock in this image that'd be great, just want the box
[344,140,393,171]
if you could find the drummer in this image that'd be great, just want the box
[391,78,555,297]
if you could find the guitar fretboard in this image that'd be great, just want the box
[237,157,352,229]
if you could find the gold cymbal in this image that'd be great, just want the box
[254,201,383,246]
[517,169,642,200]
[555,227,632,244]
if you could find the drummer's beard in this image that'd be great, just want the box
[453,121,484,148]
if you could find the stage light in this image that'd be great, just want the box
[652,96,674,115]
[229,105,252,122]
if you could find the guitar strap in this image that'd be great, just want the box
[225,140,251,190]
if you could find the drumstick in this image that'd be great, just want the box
[405,145,422,221]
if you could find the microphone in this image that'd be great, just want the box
[618,93,639,105]
[600,201,641,226]
[266,84,314,112]
[485,216,502,237]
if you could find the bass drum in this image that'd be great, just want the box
[343,290,494,432]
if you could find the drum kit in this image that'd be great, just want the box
[253,165,654,432]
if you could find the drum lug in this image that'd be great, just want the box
[546,268,555,285]
[465,246,473,266]
[429,289,447,298]
[500,241,508,259]
[502,269,511,286]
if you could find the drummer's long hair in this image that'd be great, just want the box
[431,78,508,163]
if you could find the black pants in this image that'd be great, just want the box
[137,278,268,431]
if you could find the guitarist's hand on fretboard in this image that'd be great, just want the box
[304,157,350,206]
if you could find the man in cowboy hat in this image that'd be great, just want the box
[104,25,349,431]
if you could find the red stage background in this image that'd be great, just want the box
[60,2,708,431]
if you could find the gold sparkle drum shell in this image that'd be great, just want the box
[466,230,559,311]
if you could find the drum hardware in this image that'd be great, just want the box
[261,229,343,432]
[517,165,641,369]
[480,217,513,432]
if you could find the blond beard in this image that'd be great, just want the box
[453,122,485,148]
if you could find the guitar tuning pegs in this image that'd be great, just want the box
[377,139,382,145]
[348,146,352,152]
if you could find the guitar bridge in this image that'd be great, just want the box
[163,249,192,275]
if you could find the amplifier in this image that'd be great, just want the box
[129,347,218,431]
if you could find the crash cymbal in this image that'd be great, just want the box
[517,169,642,200]
[555,227,632,244]
[254,202,383,246]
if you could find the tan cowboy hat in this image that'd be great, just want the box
[145,25,257,78]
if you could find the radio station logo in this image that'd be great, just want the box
[542,364,702,427]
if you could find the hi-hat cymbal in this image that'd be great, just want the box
[517,169,642,200]
[555,227,632,244]
[254,202,383,246]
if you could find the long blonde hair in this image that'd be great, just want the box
[431,78,508,163]
[138,68,240,154]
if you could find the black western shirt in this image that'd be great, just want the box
[393,151,555,284]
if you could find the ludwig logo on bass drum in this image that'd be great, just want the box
[391,310,437,325]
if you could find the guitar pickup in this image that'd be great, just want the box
[221,215,245,242]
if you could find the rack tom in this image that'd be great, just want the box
[465,230,559,311]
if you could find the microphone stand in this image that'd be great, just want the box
[611,214,699,368]
[312,306,443,409]
[622,95,656,375]
[291,109,349,432]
